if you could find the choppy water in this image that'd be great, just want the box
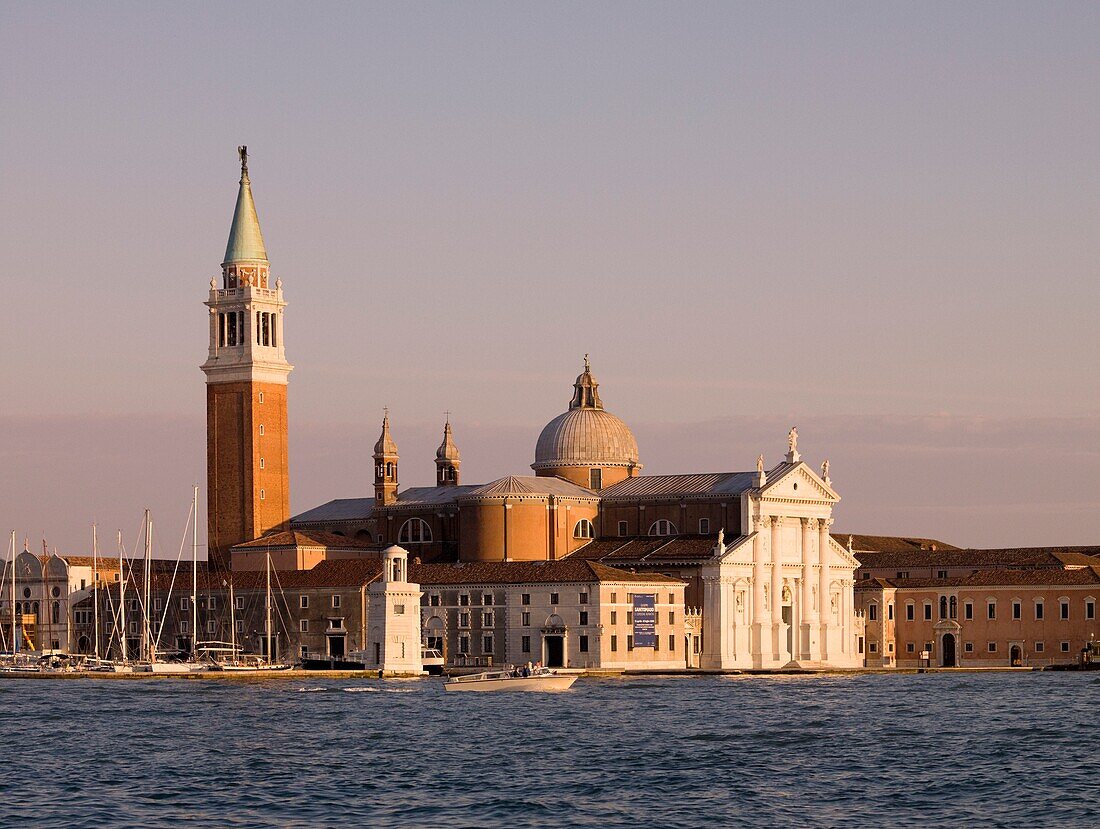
[0,672,1097,828]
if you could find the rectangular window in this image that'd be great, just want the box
[988,602,996,620]
[617,521,628,537]
[209,597,217,611]
[988,642,997,652]
[521,593,530,606]
[482,611,493,626]
[668,593,675,604]
[579,611,589,625]
[627,635,634,651]
[459,612,470,628]
[698,518,710,535]
[887,642,894,653]
[924,604,932,621]
[206,620,216,634]
[235,620,243,633]
[964,601,973,621]
[1012,602,1021,620]
[459,635,469,654]
[965,642,974,653]
[1061,641,1070,652]
[300,619,309,632]
[654,635,660,652]
[579,592,588,605]
[906,604,914,621]
[180,598,188,610]
[235,596,244,610]
[332,595,341,609]
[936,570,948,579]
[626,611,634,625]
[259,458,265,469]
[868,604,878,621]
[521,635,531,653]
[869,642,878,653]
[610,611,618,625]
[668,611,675,625]
[611,635,618,652]
[669,635,675,652]
[300,595,309,609]
[483,594,493,606]
[1087,600,1096,620]
[550,593,560,605]
[394,605,405,615]
[483,635,493,655]
[1060,601,1069,620]
[590,468,602,489]
[1035,641,1045,652]
[579,635,589,653]
[429,593,440,606]
[906,642,915,653]
[459,594,469,606]
[521,612,530,627]
[1035,602,1044,621]
[610,592,618,603]
[888,604,894,621]
[258,392,264,404]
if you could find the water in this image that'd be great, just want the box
[0,672,1096,828]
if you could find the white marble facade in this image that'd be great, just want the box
[700,453,863,669]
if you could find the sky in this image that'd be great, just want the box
[2,2,1099,556]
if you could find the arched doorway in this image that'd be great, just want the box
[941,633,957,667]
[1010,644,1022,666]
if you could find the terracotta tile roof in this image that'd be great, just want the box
[462,476,596,499]
[834,534,960,553]
[139,558,384,592]
[233,530,379,550]
[568,536,719,563]
[395,485,483,507]
[853,547,1100,571]
[40,555,122,569]
[409,559,682,586]
[861,566,1100,590]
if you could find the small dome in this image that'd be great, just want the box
[436,420,460,462]
[532,357,640,472]
[373,413,398,456]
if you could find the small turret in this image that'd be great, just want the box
[435,416,461,486]
[373,410,399,506]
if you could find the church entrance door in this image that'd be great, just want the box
[544,635,564,668]
[327,635,346,659]
[941,633,957,667]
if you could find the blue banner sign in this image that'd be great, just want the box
[632,594,656,648]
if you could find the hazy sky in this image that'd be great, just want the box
[2,2,1099,556]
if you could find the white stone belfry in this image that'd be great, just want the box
[366,546,424,675]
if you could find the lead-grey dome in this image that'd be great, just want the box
[532,358,640,471]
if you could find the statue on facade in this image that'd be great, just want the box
[788,426,798,454]
[757,454,765,474]
[821,459,830,480]
[716,528,724,548]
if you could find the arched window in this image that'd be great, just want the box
[949,596,957,619]
[398,518,433,544]
[385,462,394,478]
[939,596,948,620]
[573,519,595,539]
[52,602,60,625]
[648,519,677,537]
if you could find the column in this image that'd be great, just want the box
[818,518,832,662]
[799,518,813,662]
[751,515,767,667]
[770,516,782,663]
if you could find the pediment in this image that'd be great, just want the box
[761,463,838,503]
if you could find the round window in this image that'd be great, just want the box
[52,586,61,598]
[23,587,31,599]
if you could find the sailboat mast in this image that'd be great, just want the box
[229,578,236,659]
[9,531,15,654]
[265,551,273,663]
[93,524,100,661]
[191,486,198,660]
[143,509,152,663]
[118,530,126,663]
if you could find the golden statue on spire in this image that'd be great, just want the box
[238,145,248,176]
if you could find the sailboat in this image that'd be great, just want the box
[219,551,291,672]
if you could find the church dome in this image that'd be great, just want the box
[532,358,640,473]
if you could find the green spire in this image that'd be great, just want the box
[223,145,268,265]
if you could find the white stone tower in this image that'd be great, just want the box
[366,546,423,675]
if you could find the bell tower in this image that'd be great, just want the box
[373,411,399,506]
[435,416,461,486]
[201,147,292,571]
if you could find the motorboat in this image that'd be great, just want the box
[444,666,577,692]
[421,647,444,676]
[218,655,292,672]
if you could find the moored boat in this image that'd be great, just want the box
[444,666,577,692]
